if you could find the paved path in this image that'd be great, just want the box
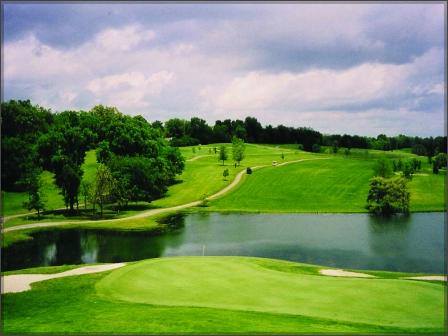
[2,158,328,233]
[186,154,214,162]
[1,263,126,294]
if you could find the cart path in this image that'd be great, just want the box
[2,158,329,233]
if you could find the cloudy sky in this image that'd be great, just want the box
[3,3,446,136]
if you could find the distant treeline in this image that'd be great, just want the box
[161,116,447,155]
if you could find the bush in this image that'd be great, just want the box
[366,177,410,215]
[433,153,447,170]
[246,167,252,174]
[311,144,321,153]
[402,162,414,179]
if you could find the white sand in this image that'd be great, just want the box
[1,263,126,294]
[319,269,375,278]
[404,275,446,281]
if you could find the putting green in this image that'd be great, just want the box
[96,257,444,329]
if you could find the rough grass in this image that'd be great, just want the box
[2,257,444,333]
[208,155,445,213]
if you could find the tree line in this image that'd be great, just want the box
[163,116,446,156]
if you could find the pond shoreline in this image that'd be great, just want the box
[3,212,444,274]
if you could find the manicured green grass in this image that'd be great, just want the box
[152,143,315,208]
[2,257,444,333]
[208,155,445,212]
[2,150,99,217]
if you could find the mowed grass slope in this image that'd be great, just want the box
[3,257,444,333]
[152,144,316,208]
[209,155,445,212]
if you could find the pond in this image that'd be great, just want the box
[2,212,445,273]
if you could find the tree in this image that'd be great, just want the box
[433,153,447,170]
[332,141,339,154]
[96,140,112,163]
[232,137,246,166]
[411,158,421,171]
[366,177,410,215]
[281,153,285,160]
[92,164,115,217]
[80,180,92,209]
[246,167,252,174]
[22,171,46,219]
[218,145,228,165]
[373,158,393,178]
[433,161,439,174]
[1,100,53,190]
[344,148,351,156]
[402,162,414,180]
[223,169,229,180]
[412,144,427,156]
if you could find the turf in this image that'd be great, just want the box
[2,257,444,333]
[97,257,444,330]
[208,155,445,212]
[152,143,315,208]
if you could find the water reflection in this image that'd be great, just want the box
[2,212,444,273]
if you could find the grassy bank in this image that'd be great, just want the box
[2,211,181,248]
[2,256,444,334]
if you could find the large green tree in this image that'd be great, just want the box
[366,177,410,215]
[1,100,53,190]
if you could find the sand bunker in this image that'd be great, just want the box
[404,275,446,281]
[2,263,126,294]
[319,269,375,278]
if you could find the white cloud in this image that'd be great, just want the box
[201,48,443,116]
[94,25,155,51]
[87,71,175,109]
[3,4,445,136]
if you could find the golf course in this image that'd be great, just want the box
[2,2,447,334]
[1,141,446,333]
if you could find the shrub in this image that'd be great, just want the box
[311,144,321,153]
[366,177,410,215]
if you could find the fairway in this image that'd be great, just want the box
[209,156,445,212]
[96,257,444,330]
